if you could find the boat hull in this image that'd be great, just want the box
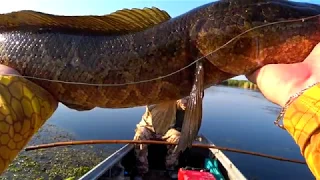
[79,135,246,180]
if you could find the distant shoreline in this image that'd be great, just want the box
[218,79,260,91]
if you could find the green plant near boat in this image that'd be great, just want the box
[218,79,259,91]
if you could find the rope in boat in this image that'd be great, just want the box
[24,139,306,165]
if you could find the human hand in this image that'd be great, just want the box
[246,43,320,180]
[177,98,188,110]
[0,65,58,174]
[162,128,180,142]
[246,43,320,107]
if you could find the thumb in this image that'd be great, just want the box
[245,68,260,84]
[246,62,311,107]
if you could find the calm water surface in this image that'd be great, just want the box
[47,86,314,180]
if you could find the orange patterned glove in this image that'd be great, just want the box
[278,82,320,179]
[0,74,57,174]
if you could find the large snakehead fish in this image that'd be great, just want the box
[0,0,320,174]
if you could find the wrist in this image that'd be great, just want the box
[274,64,318,130]
[281,63,314,107]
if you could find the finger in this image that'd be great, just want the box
[0,65,20,76]
[245,68,262,84]
[162,136,169,140]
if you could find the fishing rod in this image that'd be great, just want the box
[24,139,306,165]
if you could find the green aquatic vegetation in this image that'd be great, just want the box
[0,123,119,180]
[219,79,259,91]
[64,177,75,180]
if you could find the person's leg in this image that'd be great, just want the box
[163,128,181,179]
[133,126,155,178]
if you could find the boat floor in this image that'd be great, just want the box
[120,141,229,180]
[98,143,219,180]
[98,170,170,180]
[94,136,245,180]
[143,170,172,180]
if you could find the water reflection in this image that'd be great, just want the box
[45,86,313,180]
[262,105,282,115]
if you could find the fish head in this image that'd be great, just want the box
[190,0,320,76]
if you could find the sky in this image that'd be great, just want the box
[0,0,319,80]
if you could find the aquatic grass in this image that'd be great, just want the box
[219,79,259,91]
[0,123,117,180]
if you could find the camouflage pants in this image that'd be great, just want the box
[133,126,181,175]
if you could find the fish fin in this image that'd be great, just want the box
[149,101,177,135]
[176,61,204,153]
[0,7,171,35]
[62,102,94,111]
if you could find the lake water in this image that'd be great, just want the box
[47,86,314,180]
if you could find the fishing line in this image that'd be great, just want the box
[1,13,320,86]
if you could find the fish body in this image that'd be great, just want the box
[0,0,318,110]
[0,0,320,172]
